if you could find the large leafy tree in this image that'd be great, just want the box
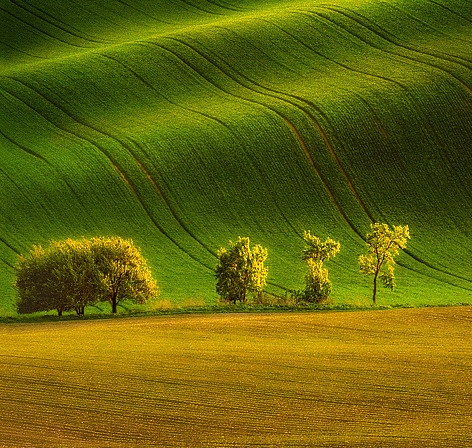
[301,231,341,303]
[15,239,100,316]
[89,237,158,313]
[15,237,158,316]
[359,223,410,305]
[15,244,66,316]
[215,237,268,303]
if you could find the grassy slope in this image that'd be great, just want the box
[1,0,471,313]
[0,308,471,446]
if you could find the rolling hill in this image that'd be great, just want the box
[1,0,472,314]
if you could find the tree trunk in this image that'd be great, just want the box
[372,272,378,305]
[111,292,118,313]
[57,308,63,317]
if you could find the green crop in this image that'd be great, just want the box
[1,0,471,312]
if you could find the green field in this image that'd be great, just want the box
[1,0,472,313]
[0,307,471,446]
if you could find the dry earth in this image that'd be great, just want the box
[0,307,471,447]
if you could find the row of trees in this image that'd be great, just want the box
[14,223,409,316]
[15,237,158,316]
[215,223,410,305]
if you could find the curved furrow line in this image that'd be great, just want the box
[1,90,96,216]
[139,42,346,236]
[280,117,362,239]
[7,0,113,44]
[128,140,218,262]
[211,18,302,78]
[158,36,370,225]
[212,17,412,214]
[266,12,415,94]
[1,87,106,215]
[396,258,472,292]
[153,38,366,237]
[303,6,472,86]
[0,7,92,49]
[347,91,409,174]
[113,61,302,244]
[113,0,174,25]
[0,41,47,62]
[323,3,472,59]
[172,0,225,16]
[402,249,472,286]
[0,258,14,269]
[292,2,471,165]
[165,32,375,223]
[187,22,472,284]
[302,7,472,98]
[426,0,472,24]
[317,6,472,70]
[65,0,139,32]
[96,52,259,261]
[98,51,229,130]
[383,0,472,45]
[0,127,47,166]
[203,0,244,13]
[1,76,214,270]
[277,11,472,224]
[0,234,18,259]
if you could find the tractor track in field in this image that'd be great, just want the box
[157,35,372,234]
[0,75,215,270]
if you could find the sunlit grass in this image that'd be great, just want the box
[0,0,471,311]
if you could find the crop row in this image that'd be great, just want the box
[1,309,471,445]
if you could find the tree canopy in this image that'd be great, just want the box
[300,231,341,303]
[359,223,410,304]
[215,237,268,303]
[15,237,158,315]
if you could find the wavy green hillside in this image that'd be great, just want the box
[1,0,471,313]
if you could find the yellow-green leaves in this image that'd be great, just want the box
[215,236,268,303]
[14,237,158,316]
[301,232,340,303]
[359,223,410,304]
[302,231,341,262]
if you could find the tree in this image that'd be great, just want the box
[15,239,100,316]
[15,237,158,316]
[15,244,68,316]
[215,237,268,303]
[359,223,410,305]
[301,231,341,303]
[89,237,158,313]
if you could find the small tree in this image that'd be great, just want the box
[215,237,268,303]
[359,223,410,305]
[301,231,341,303]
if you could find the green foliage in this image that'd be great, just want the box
[0,0,471,310]
[15,237,158,315]
[302,231,341,263]
[215,237,268,303]
[88,237,158,313]
[359,223,410,304]
[300,231,341,303]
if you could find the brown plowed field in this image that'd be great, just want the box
[0,307,471,447]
